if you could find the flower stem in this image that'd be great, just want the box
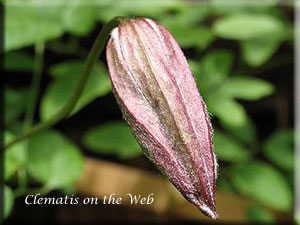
[4,16,124,150]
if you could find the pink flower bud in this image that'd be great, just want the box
[106,18,218,219]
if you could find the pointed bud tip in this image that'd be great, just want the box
[209,210,219,220]
[210,213,219,220]
[200,204,218,220]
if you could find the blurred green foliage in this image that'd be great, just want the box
[4,132,26,181]
[4,186,14,219]
[213,130,251,163]
[246,205,275,223]
[213,14,284,40]
[83,121,142,159]
[263,130,294,171]
[4,0,294,222]
[5,88,29,127]
[229,162,292,211]
[5,51,34,71]
[41,60,111,120]
[26,130,84,189]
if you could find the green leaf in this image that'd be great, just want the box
[4,186,14,219]
[214,130,250,163]
[201,49,233,76]
[83,121,142,159]
[5,132,26,181]
[27,130,83,188]
[5,51,34,71]
[5,87,29,125]
[97,0,178,22]
[220,76,275,100]
[241,36,282,67]
[5,6,64,51]
[246,205,275,223]
[211,0,280,13]
[161,6,211,28]
[63,2,97,36]
[213,14,284,40]
[207,94,247,126]
[229,161,292,211]
[40,61,111,120]
[196,50,234,93]
[263,130,294,171]
[167,25,214,49]
[222,117,256,144]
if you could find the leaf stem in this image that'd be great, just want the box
[15,42,45,195]
[23,41,45,131]
[4,16,125,150]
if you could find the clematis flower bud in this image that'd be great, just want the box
[106,18,218,219]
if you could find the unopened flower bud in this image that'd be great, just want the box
[106,18,218,219]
